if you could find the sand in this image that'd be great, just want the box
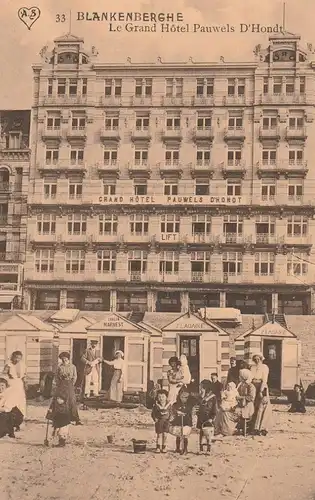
[0,402,314,500]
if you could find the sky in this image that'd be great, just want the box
[1,0,315,108]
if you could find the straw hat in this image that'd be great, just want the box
[252,352,265,361]
[115,350,124,358]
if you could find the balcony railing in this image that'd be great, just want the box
[224,233,252,244]
[128,162,151,175]
[66,126,87,139]
[161,128,183,141]
[129,271,145,282]
[0,149,30,161]
[259,127,280,140]
[223,95,246,105]
[37,160,87,174]
[257,160,308,175]
[192,126,214,141]
[41,127,63,140]
[41,95,89,106]
[285,127,307,140]
[191,271,211,283]
[224,127,245,140]
[99,95,122,106]
[255,233,283,244]
[131,127,151,141]
[100,127,121,141]
[190,233,220,244]
[192,96,214,106]
[260,93,307,105]
[98,161,120,173]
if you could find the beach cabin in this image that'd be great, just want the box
[234,320,301,392]
[0,313,55,390]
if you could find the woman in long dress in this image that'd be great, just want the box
[3,351,27,424]
[167,357,184,405]
[214,382,238,436]
[250,353,272,435]
[54,352,82,425]
[103,350,125,403]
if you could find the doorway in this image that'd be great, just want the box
[179,336,200,392]
[101,336,124,392]
[263,339,282,391]
[72,339,87,390]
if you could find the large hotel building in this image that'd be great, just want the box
[24,31,315,316]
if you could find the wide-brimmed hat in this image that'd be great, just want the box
[115,350,124,358]
[252,353,264,361]
[239,369,252,382]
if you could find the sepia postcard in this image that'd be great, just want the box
[0,0,314,499]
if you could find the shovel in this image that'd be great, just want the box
[44,420,50,446]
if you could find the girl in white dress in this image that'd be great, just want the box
[3,351,27,423]
[102,350,125,403]
[179,354,192,387]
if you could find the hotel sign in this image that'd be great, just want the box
[98,195,243,206]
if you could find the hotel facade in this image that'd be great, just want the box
[24,31,315,316]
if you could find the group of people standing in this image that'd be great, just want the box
[150,353,273,455]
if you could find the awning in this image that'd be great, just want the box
[0,296,14,303]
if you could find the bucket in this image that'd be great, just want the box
[202,424,214,439]
[107,435,113,444]
[132,439,147,453]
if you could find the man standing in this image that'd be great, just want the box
[81,340,102,398]
[227,357,240,386]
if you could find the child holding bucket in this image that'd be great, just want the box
[169,388,193,455]
[151,389,172,453]
[195,380,217,454]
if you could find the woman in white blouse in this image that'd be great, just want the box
[250,353,272,436]
[102,350,125,403]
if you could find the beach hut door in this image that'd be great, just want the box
[124,336,148,393]
[281,339,300,390]
[5,335,27,362]
[200,337,220,380]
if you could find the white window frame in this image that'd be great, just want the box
[65,250,85,273]
[129,214,149,236]
[254,252,275,276]
[68,182,83,200]
[161,214,180,234]
[159,251,179,274]
[97,250,116,273]
[223,252,243,276]
[37,214,56,235]
[99,214,118,235]
[67,213,87,235]
[35,249,54,273]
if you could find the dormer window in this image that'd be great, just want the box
[273,50,296,62]
[57,52,79,64]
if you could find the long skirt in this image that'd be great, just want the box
[215,408,237,436]
[109,369,123,402]
[254,400,273,432]
[168,383,182,405]
[8,378,26,417]
[56,380,79,422]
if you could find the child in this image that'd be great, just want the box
[210,373,223,403]
[195,380,217,454]
[288,384,306,413]
[46,389,72,447]
[169,388,193,455]
[235,369,256,435]
[151,389,172,453]
[0,376,23,439]
[179,355,192,387]
[221,382,238,411]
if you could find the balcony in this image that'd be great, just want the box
[161,96,186,106]
[283,234,313,248]
[191,272,212,283]
[159,272,180,284]
[223,233,253,245]
[190,161,215,178]
[41,127,63,141]
[255,234,284,245]
[221,161,246,178]
[158,161,182,176]
[131,127,151,142]
[258,127,280,141]
[285,127,307,141]
[37,160,87,176]
[97,161,120,176]
[128,232,151,243]
[224,127,246,141]
[128,271,146,282]
[161,128,183,142]
[131,96,153,106]
[128,162,151,177]
[256,160,308,178]
[29,233,58,244]
[100,127,120,142]
[189,234,221,245]
[99,95,122,107]
[192,127,214,142]
[259,93,307,105]
[66,126,87,141]
[0,148,30,161]
[223,95,246,106]
[192,96,214,106]
[41,95,89,106]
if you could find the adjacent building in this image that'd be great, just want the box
[0,110,30,309]
[24,31,315,315]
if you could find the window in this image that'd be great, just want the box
[228,113,243,128]
[47,112,61,130]
[166,78,183,97]
[285,77,295,94]
[103,180,116,195]
[97,250,116,273]
[128,250,147,274]
[191,251,211,276]
[195,178,209,196]
[82,78,87,95]
[196,149,211,166]
[159,251,179,274]
[65,250,85,273]
[134,181,147,195]
[192,214,211,235]
[136,113,149,130]
[287,253,307,276]
[48,79,53,96]
[161,214,180,234]
[166,113,181,130]
[262,149,276,165]
[262,114,277,129]
[70,148,84,165]
[135,149,148,165]
[223,215,243,242]
[37,214,56,234]
[263,77,269,94]
[255,252,275,276]
[8,133,21,149]
[105,78,122,97]
[104,148,118,165]
[196,78,214,97]
[45,148,59,165]
[223,252,242,275]
[289,149,303,164]
[57,78,66,95]
[288,183,303,200]
[255,215,275,242]
[227,149,242,166]
[71,113,86,129]
[287,216,307,236]
[228,78,245,96]
[135,78,152,97]
[164,179,178,195]
[289,115,304,129]
[68,182,82,200]
[227,181,241,196]
[261,182,276,201]
[105,113,119,130]
[35,249,54,273]
[44,182,57,199]
[99,214,118,235]
[129,214,149,235]
[69,79,78,96]
[300,77,306,94]
[67,214,87,235]
[273,77,282,94]
[165,149,179,165]
[197,114,211,129]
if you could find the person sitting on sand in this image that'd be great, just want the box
[214,382,238,437]
[0,376,23,439]
[288,384,306,414]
